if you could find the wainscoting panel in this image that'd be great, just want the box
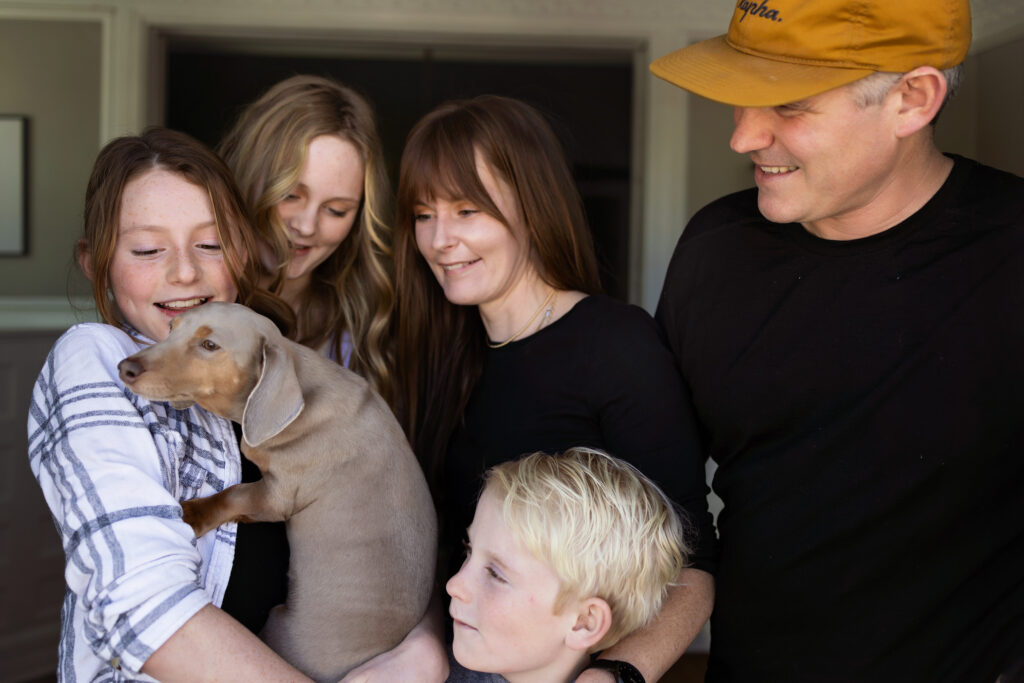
[1,329,64,683]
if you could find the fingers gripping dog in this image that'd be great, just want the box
[118,302,437,682]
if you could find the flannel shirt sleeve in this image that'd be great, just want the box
[27,324,212,675]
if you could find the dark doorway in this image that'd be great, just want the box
[165,41,634,299]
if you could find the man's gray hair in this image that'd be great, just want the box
[850,64,964,115]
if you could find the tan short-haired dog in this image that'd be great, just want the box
[117,302,436,682]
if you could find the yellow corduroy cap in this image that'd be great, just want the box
[650,0,972,107]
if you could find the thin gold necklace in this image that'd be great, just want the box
[487,289,557,349]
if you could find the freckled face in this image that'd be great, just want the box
[446,490,577,680]
[108,168,237,342]
[275,134,364,289]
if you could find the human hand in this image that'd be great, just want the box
[575,669,616,683]
[337,630,448,683]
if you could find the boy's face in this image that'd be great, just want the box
[446,489,580,681]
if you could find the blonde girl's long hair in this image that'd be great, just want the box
[218,75,394,400]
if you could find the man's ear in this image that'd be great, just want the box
[76,239,94,281]
[891,66,948,138]
[565,597,613,653]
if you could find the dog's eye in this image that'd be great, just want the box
[200,339,220,351]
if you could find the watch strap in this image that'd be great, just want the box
[582,658,646,683]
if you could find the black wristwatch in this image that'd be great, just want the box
[582,659,646,683]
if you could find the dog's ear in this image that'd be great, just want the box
[242,340,304,447]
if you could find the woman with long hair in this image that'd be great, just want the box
[393,95,716,682]
[222,74,453,681]
[30,127,307,681]
[219,74,394,400]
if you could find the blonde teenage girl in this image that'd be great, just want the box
[218,75,393,401]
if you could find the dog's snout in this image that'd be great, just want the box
[118,358,144,383]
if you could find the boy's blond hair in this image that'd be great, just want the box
[484,448,689,651]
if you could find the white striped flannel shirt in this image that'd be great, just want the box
[27,323,241,682]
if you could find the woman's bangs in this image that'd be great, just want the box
[407,126,492,210]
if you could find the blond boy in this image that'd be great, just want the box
[446,448,688,683]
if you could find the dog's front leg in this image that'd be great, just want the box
[181,480,282,538]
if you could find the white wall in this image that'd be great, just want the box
[975,35,1024,177]
[0,18,101,303]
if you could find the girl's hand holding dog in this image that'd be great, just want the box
[338,593,448,683]
[337,624,447,682]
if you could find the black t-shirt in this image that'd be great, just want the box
[220,423,290,633]
[439,294,716,581]
[657,156,1024,682]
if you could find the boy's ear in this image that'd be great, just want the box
[565,597,612,653]
[76,239,94,281]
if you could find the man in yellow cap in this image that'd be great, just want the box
[651,0,1024,681]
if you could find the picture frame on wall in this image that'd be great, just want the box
[0,115,28,256]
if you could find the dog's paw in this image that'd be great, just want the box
[180,498,212,537]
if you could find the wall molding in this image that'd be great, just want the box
[0,3,116,145]
[971,1,1024,53]
[0,296,98,331]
